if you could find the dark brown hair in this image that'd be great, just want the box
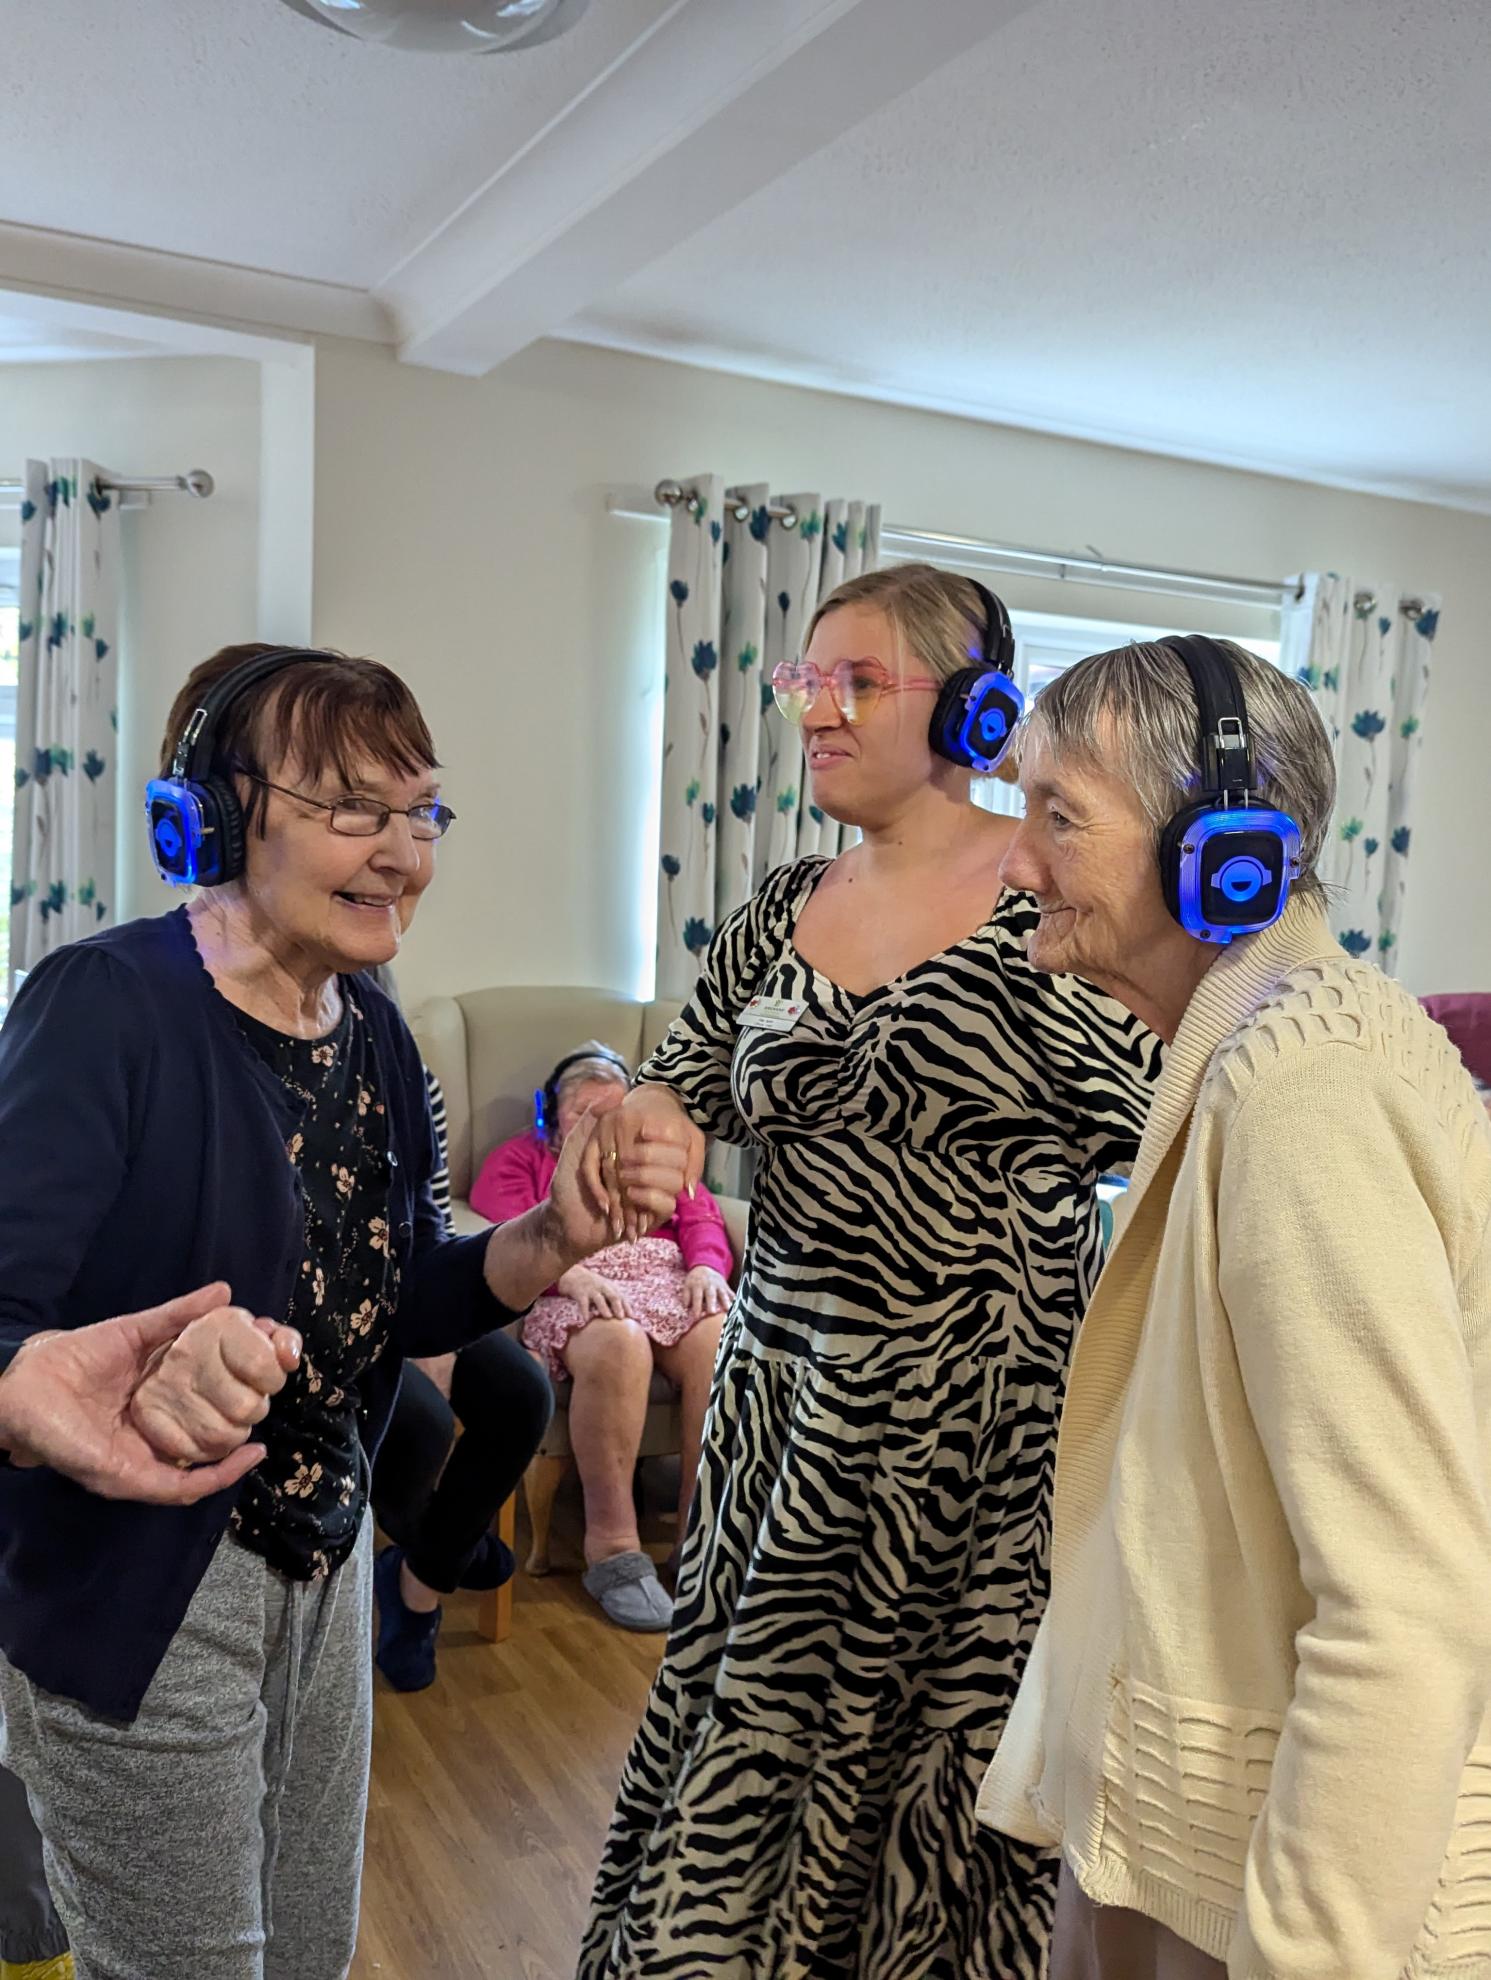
[158,643,439,836]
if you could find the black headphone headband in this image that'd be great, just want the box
[173,646,337,782]
[964,578,1014,673]
[538,1044,632,1142]
[547,1046,630,1092]
[1160,635,1257,802]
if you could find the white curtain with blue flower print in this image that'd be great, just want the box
[1279,571,1439,973]
[655,477,880,1001]
[9,460,121,988]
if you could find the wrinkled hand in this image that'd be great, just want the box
[129,1299,302,1468]
[545,1107,691,1265]
[585,1087,705,1245]
[0,1285,294,1505]
[683,1266,731,1319]
[558,1265,634,1320]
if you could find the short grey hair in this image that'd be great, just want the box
[1024,639,1336,898]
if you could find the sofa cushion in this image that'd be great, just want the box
[460,986,648,1191]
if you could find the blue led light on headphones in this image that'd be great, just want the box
[1157,636,1303,946]
[1212,853,1271,905]
[145,778,211,887]
[930,583,1023,774]
[1169,805,1301,944]
[145,647,336,888]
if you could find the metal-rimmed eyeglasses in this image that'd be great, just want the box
[242,773,456,840]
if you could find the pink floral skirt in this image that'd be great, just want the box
[523,1236,706,1383]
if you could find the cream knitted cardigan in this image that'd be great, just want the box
[977,899,1491,1980]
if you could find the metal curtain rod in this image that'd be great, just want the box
[0,469,215,502]
[650,476,1286,607]
[644,479,1426,619]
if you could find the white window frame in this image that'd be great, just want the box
[973,606,1281,816]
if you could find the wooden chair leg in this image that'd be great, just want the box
[477,1493,517,1645]
[523,1453,569,1577]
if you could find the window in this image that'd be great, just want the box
[973,607,1281,817]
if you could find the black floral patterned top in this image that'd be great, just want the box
[231,992,399,1580]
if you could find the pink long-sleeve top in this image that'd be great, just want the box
[469,1132,734,1280]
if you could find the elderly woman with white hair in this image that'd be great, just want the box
[470,1042,734,1631]
[978,635,1491,1980]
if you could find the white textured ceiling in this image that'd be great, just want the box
[567,0,1491,508]
[0,0,677,288]
[2,0,1489,505]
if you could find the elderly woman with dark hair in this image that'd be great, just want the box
[0,642,689,1980]
[979,638,1491,1980]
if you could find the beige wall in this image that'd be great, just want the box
[1,356,262,922]
[7,338,1484,1003]
[313,335,1491,1006]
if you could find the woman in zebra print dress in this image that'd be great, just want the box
[579,567,1160,1979]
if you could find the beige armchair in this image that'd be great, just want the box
[407,987,747,1626]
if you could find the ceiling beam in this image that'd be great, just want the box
[383,0,1031,377]
[0,219,393,348]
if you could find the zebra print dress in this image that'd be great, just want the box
[579,858,1160,1980]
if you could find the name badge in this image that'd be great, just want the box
[738,994,807,1034]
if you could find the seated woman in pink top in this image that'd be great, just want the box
[471,1043,732,1631]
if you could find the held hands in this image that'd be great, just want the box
[128,1298,302,1468]
[542,1090,700,1268]
[585,1087,706,1246]
[1,1284,299,1505]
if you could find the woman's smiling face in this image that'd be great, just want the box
[999,726,1174,983]
[237,745,441,975]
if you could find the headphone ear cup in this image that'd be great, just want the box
[931,668,1023,771]
[970,678,1022,770]
[199,775,247,887]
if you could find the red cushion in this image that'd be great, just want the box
[1421,993,1491,1084]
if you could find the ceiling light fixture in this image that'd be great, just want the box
[277,0,591,55]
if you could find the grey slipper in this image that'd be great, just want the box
[582,1551,675,1633]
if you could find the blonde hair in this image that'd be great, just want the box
[804,562,991,687]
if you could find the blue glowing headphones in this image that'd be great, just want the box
[1157,635,1301,945]
[145,646,334,887]
[534,1045,632,1145]
[929,579,1024,774]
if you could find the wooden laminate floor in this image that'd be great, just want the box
[352,1474,669,1980]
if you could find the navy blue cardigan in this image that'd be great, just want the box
[0,909,512,1720]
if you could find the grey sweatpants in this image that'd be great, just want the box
[1050,1862,1227,1979]
[0,1524,372,1980]
[0,1757,66,1964]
